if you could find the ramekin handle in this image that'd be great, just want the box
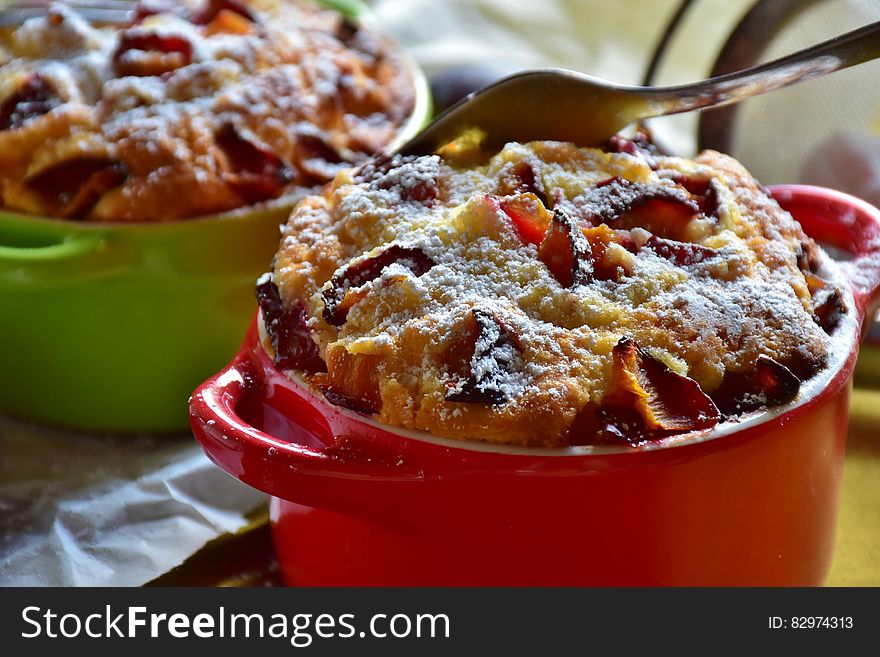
[771,184,880,332]
[189,334,423,517]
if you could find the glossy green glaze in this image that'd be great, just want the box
[0,0,431,433]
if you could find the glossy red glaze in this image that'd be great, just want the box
[190,185,880,586]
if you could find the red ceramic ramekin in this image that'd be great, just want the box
[190,185,880,586]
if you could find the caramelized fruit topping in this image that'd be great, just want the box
[256,279,325,374]
[580,225,637,281]
[644,236,718,266]
[446,308,522,405]
[25,157,127,218]
[710,355,801,417]
[216,122,294,203]
[498,193,553,246]
[293,133,344,186]
[604,127,658,158]
[538,207,594,287]
[581,177,701,240]
[192,0,257,25]
[0,75,61,131]
[673,175,720,218]
[315,344,382,415]
[599,337,720,444]
[497,161,550,206]
[355,154,440,206]
[113,32,194,77]
[804,273,846,333]
[796,240,823,275]
[322,245,436,326]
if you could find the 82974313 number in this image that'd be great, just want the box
[769,617,853,629]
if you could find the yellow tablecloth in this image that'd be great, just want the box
[827,387,880,585]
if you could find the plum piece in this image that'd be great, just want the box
[498,193,553,246]
[0,75,61,131]
[255,278,325,374]
[585,177,700,240]
[605,127,659,158]
[446,308,522,405]
[113,32,194,77]
[538,207,594,287]
[711,355,801,417]
[804,273,846,333]
[25,157,127,218]
[203,8,255,35]
[599,337,720,445]
[192,0,257,25]
[672,175,720,218]
[355,154,439,206]
[315,344,381,415]
[497,161,550,207]
[644,236,718,266]
[581,225,638,281]
[216,122,294,203]
[294,133,345,186]
[796,240,823,274]
[322,245,435,326]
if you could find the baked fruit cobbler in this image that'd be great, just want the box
[257,130,848,447]
[0,0,416,221]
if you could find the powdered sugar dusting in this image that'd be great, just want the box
[272,141,842,446]
[0,0,416,221]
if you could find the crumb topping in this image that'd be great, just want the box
[0,0,416,221]
[263,134,845,447]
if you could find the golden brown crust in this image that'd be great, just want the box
[0,0,415,221]
[266,139,841,447]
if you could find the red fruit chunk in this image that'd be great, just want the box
[315,344,381,415]
[753,356,801,404]
[498,193,553,246]
[321,389,379,415]
[216,122,294,203]
[255,278,325,374]
[585,177,699,240]
[796,241,822,274]
[0,75,60,131]
[192,0,257,25]
[616,197,699,241]
[644,236,718,266]
[673,175,720,218]
[446,308,521,405]
[498,161,550,206]
[335,16,360,45]
[355,154,439,206]
[322,245,435,326]
[711,355,801,417]
[804,273,846,333]
[538,207,594,287]
[294,133,344,186]
[25,157,127,218]
[600,336,720,445]
[581,225,637,281]
[113,32,193,77]
[605,127,658,158]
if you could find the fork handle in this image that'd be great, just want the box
[645,21,880,118]
[646,20,880,116]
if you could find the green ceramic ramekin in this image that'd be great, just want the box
[0,0,431,434]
